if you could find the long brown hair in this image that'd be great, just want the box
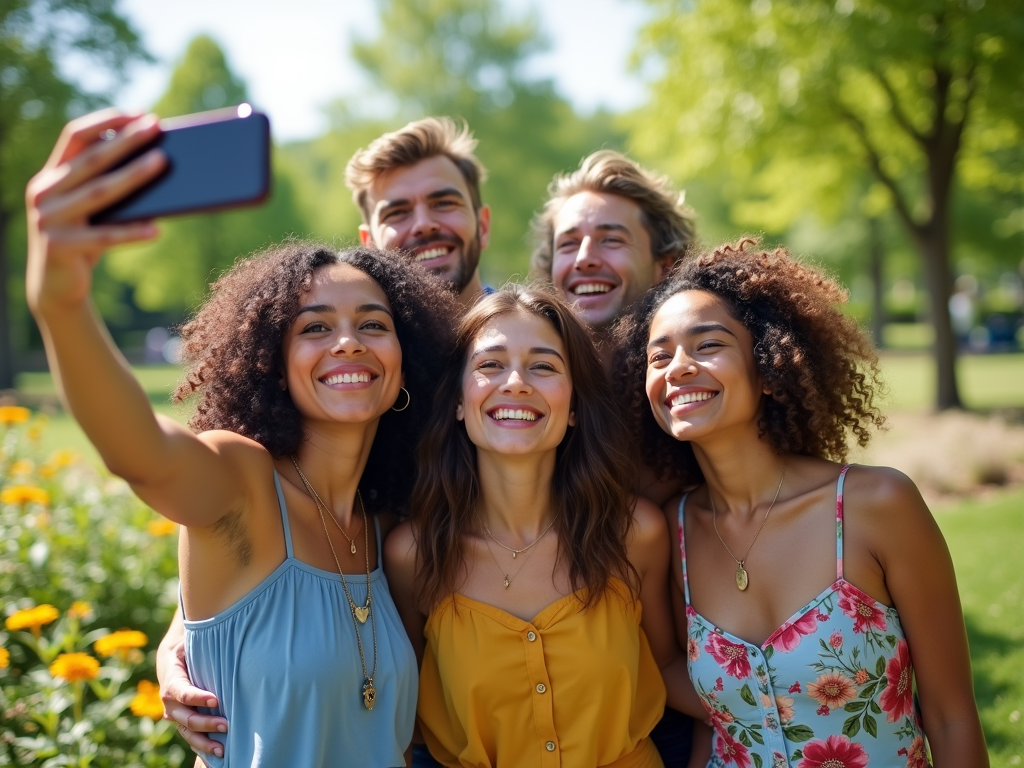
[412,284,638,609]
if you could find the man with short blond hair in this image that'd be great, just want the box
[531,149,696,332]
[346,117,491,307]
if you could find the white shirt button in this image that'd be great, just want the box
[536,683,546,693]
[527,631,537,642]
[545,741,556,751]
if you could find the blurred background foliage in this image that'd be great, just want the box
[1,0,1022,401]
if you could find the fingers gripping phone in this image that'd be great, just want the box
[91,105,271,224]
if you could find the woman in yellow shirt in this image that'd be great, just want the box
[386,285,688,768]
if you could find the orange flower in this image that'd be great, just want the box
[68,602,93,620]
[0,406,31,425]
[6,604,59,633]
[854,668,869,685]
[0,485,50,507]
[50,652,100,683]
[147,519,178,536]
[10,459,33,476]
[806,671,857,709]
[130,680,165,720]
[94,630,148,659]
[47,449,77,468]
[0,647,9,669]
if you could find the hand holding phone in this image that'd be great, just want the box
[91,104,271,224]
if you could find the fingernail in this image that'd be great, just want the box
[207,698,217,708]
[217,723,227,733]
[215,748,224,757]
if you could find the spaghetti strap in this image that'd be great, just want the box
[373,514,383,564]
[835,465,851,580]
[273,470,295,559]
[676,493,692,606]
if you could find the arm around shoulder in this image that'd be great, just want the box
[383,521,427,665]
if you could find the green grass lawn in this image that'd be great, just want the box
[937,487,1024,767]
[878,352,1024,412]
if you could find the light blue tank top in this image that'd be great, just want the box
[182,471,417,767]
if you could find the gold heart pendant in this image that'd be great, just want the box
[353,606,369,624]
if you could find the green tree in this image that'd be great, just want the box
[0,0,148,389]
[336,0,624,283]
[106,36,310,314]
[632,0,1024,410]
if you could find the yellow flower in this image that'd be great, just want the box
[68,602,93,620]
[0,406,31,425]
[0,485,50,507]
[10,459,34,476]
[130,680,165,720]
[5,604,59,633]
[48,449,78,468]
[147,519,178,536]
[50,652,100,683]
[94,629,148,659]
[0,647,9,669]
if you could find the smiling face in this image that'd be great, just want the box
[281,262,403,428]
[551,191,669,330]
[645,290,765,445]
[456,310,575,459]
[359,155,490,296]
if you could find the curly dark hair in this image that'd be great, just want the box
[615,238,885,486]
[412,284,638,610]
[172,241,460,513]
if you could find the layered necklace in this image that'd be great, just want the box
[290,456,378,710]
[480,516,555,589]
[710,461,787,592]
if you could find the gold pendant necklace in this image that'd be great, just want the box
[290,457,378,709]
[481,517,556,559]
[710,462,786,592]
[479,515,552,589]
[292,458,362,555]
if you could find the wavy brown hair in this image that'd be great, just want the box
[615,238,886,486]
[172,241,459,512]
[412,284,638,609]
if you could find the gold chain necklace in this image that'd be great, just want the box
[480,516,556,559]
[710,462,786,591]
[292,458,362,555]
[478,516,552,589]
[289,457,378,710]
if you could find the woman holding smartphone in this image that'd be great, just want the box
[616,239,987,767]
[386,285,689,768]
[25,111,458,767]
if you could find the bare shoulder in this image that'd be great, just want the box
[383,519,419,568]
[375,510,402,540]
[843,464,930,519]
[630,495,670,544]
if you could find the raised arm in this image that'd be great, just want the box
[25,110,245,527]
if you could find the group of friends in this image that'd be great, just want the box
[24,109,988,768]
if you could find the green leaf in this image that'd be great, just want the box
[876,655,887,677]
[753,754,764,768]
[870,700,882,715]
[859,681,878,698]
[749,728,765,745]
[739,730,752,747]
[782,724,814,743]
[865,713,878,738]
[886,635,898,647]
[842,714,861,738]
[739,684,757,706]
[763,645,774,660]
[844,700,867,712]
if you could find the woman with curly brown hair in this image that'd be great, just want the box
[26,111,459,767]
[616,239,987,768]
[386,284,687,768]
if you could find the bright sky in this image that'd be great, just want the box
[111,0,653,143]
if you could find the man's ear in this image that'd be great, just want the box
[477,205,492,250]
[358,225,372,246]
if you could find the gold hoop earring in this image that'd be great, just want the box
[392,387,411,412]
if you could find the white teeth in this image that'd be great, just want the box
[670,391,716,407]
[572,283,611,295]
[415,247,448,262]
[491,408,537,421]
[323,372,371,385]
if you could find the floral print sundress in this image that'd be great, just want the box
[679,466,931,768]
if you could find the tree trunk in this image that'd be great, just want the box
[0,207,13,391]
[916,220,962,410]
[868,217,885,348]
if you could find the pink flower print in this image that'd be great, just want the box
[687,637,700,662]
[713,727,752,768]
[769,609,820,652]
[816,611,830,622]
[879,639,916,723]
[816,705,830,716]
[775,694,796,724]
[807,672,857,709]
[829,630,843,649]
[789,681,802,694]
[715,677,724,692]
[838,582,887,634]
[686,605,698,620]
[772,752,788,768]
[797,735,869,768]
[903,736,930,768]
[705,633,752,679]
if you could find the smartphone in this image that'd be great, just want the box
[91,105,271,224]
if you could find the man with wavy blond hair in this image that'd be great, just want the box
[531,149,696,333]
[345,116,491,307]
